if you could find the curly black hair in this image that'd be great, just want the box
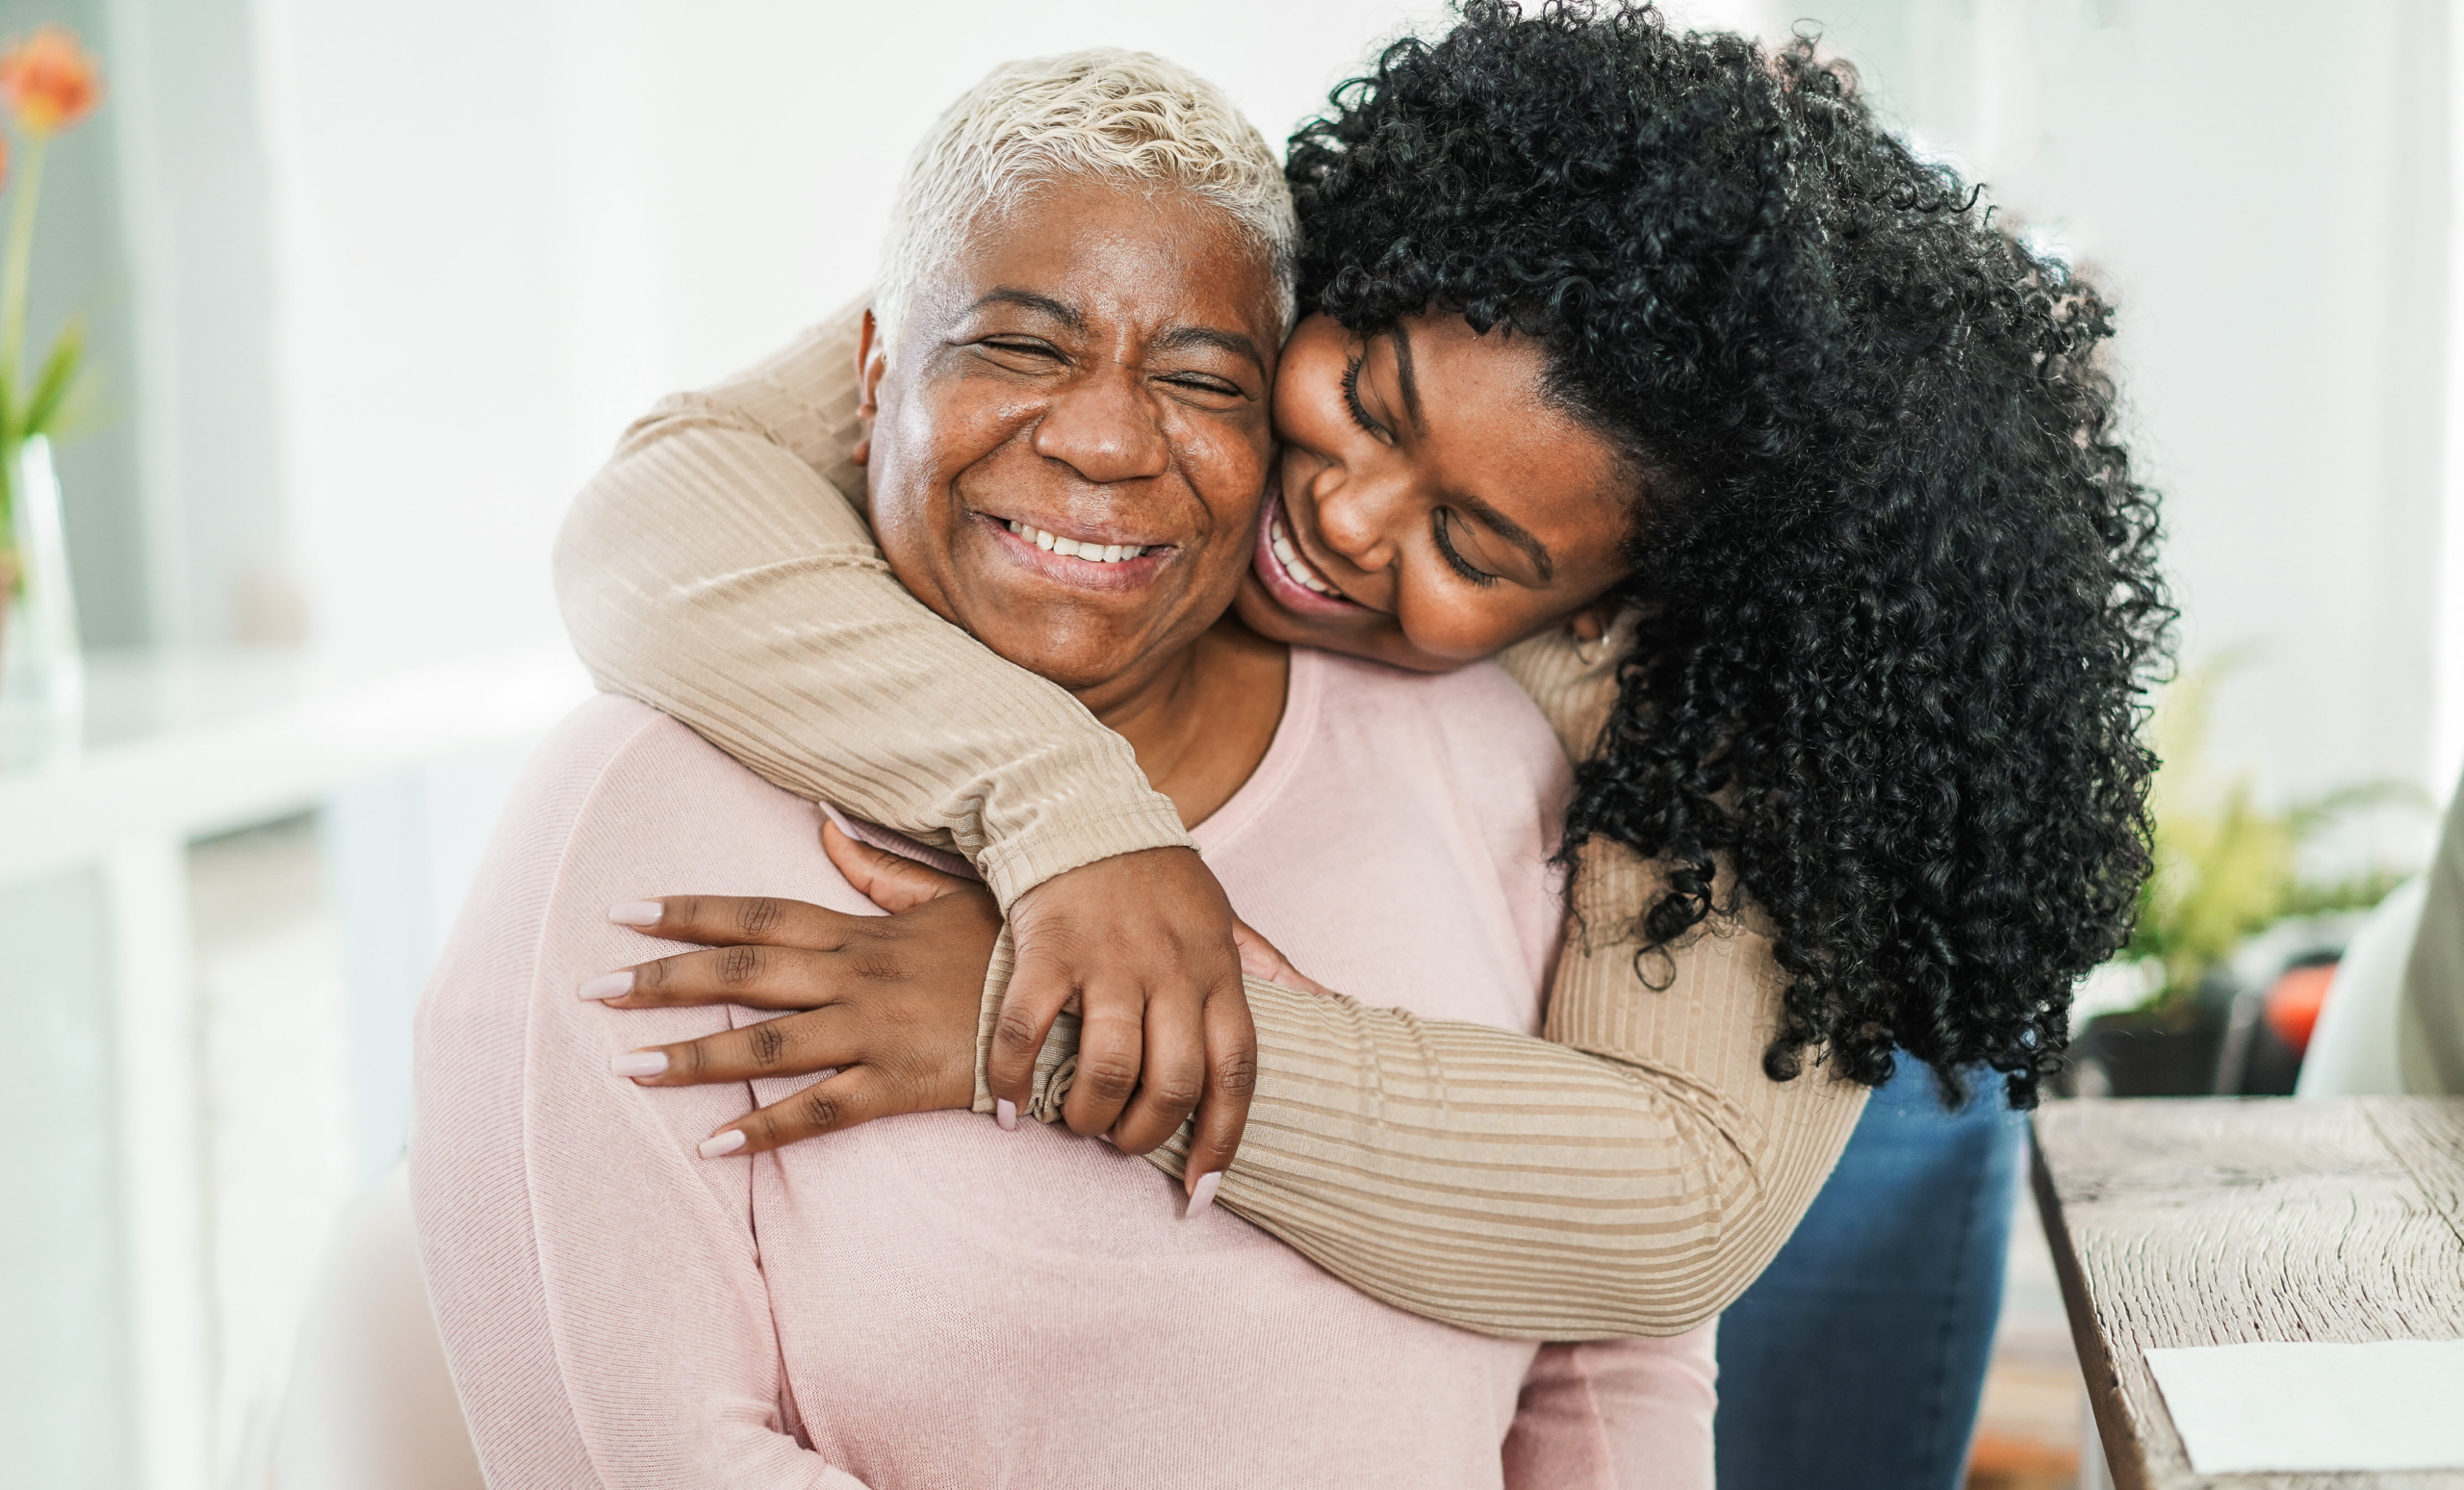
[1287,0,2173,1107]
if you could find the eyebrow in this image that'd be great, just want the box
[1156,322,1268,378]
[1388,321,1556,583]
[969,287,1086,331]
[1457,491,1554,582]
[1389,320,1431,437]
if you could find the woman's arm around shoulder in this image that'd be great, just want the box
[1115,629,1869,1339]
[554,296,1188,910]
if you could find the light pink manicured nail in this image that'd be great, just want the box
[608,900,664,927]
[1186,1170,1222,1217]
[995,1098,1017,1132]
[608,1051,667,1079]
[698,1129,748,1159]
[578,970,634,1001]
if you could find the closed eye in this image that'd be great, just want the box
[1161,372,1245,399]
[1341,352,1390,442]
[974,336,1065,369]
[1433,509,1499,586]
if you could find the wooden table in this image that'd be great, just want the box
[2031,1097,2464,1489]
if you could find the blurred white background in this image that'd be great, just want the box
[0,1,2458,1487]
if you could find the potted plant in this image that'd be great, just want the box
[0,24,100,690]
[2072,659,2413,1096]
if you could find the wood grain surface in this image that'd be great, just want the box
[2030,1097,2464,1490]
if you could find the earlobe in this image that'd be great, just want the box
[855,308,886,468]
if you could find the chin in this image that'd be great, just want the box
[1231,578,1450,672]
[950,614,1142,694]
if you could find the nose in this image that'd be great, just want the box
[1308,456,1409,574]
[1032,364,1170,485]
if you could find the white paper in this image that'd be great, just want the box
[2146,1339,2464,1474]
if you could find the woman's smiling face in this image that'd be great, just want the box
[1238,311,1640,672]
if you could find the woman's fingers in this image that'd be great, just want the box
[611,1007,857,1088]
[820,819,968,912]
[696,1066,900,1158]
[1059,974,1148,1139]
[584,943,858,1011]
[1232,919,1336,998]
[984,937,1076,1124]
[1105,980,1206,1156]
[609,892,868,949]
[1178,972,1257,1211]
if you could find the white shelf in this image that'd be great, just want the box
[0,642,592,1490]
[0,646,593,883]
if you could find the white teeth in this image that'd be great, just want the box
[1006,521,1149,563]
[1270,517,1340,596]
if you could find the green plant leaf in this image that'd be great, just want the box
[20,316,84,439]
[2123,654,2432,1011]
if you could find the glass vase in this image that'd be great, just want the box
[3,434,86,758]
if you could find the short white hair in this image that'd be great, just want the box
[874,49,1297,355]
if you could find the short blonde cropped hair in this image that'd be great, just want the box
[874,49,1297,354]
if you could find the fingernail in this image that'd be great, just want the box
[995,1098,1017,1132]
[698,1129,747,1159]
[608,1051,668,1079]
[578,970,634,1001]
[1186,1169,1222,1217]
[608,900,663,927]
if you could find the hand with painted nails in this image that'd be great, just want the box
[591,819,992,1157]
[989,844,1258,1198]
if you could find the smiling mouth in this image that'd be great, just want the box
[1265,503,1344,597]
[1003,519,1154,565]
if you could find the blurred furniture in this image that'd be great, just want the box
[0,646,584,1490]
[2297,879,2428,1098]
[264,1164,483,1490]
[2031,1097,2464,1488]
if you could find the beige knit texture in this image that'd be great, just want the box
[552,301,1869,1340]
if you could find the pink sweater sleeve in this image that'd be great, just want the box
[411,697,872,1488]
[1504,1332,1719,1490]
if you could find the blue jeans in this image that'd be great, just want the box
[1713,1060,2025,1490]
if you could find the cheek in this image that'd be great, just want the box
[1171,415,1273,552]
[1391,564,1540,663]
[1270,347,1352,455]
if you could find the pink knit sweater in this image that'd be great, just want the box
[411,652,1716,1489]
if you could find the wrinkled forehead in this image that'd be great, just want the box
[894,175,1283,355]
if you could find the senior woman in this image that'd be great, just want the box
[414,51,1713,1488]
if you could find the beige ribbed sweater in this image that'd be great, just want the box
[552,302,1869,1340]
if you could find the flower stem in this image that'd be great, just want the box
[1,131,51,446]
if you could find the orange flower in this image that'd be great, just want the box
[0,26,101,137]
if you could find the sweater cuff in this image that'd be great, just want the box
[971,793,1193,912]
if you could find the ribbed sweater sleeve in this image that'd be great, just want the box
[553,304,1869,1340]
[552,298,1192,913]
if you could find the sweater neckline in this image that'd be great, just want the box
[1187,645,1317,862]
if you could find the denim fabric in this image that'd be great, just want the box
[1713,1060,2025,1490]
